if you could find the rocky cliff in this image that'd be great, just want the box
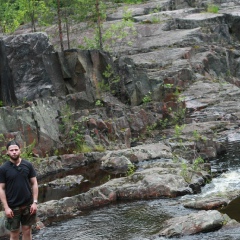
[0,0,239,158]
[0,0,240,237]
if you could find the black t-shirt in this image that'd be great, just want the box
[0,159,37,208]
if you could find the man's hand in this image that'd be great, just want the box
[30,202,37,215]
[5,207,14,218]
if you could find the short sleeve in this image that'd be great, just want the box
[28,162,37,178]
[0,167,6,183]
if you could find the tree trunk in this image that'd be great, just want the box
[57,0,64,52]
[29,0,36,32]
[66,17,70,49]
[95,0,103,50]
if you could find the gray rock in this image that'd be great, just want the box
[0,33,65,105]
[159,210,227,237]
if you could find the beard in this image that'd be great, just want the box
[10,154,20,161]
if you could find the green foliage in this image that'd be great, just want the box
[102,64,114,79]
[149,6,162,24]
[126,163,135,176]
[163,83,173,89]
[193,157,204,171]
[171,106,186,125]
[159,118,169,129]
[0,150,8,164]
[180,162,192,183]
[180,158,204,183]
[146,123,157,137]
[174,124,185,139]
[207,4,219,13]
[0,0,138,51]
[79,7,136,55]
[0,134,4,142]
[69,122,85,151]
[59,104,72,133]
[54,148,59,156]
[21,140,36,160]
[59,105,87,153]
[95,99,104,107]
[94,144,106,152]
[142,91,152,104]
[98,80,111,92]
[193,130,201,141]
[100,64,120,94]
[0,1,22,33]
[79,34,101,51]
[0,0,50,33]
[80,144,93,153]
[192,130,207,142]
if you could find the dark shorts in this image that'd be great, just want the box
[5,205,37,231]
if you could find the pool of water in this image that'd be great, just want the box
[33,199,192,240]
[32,197,240,240]
[31,138,240,240]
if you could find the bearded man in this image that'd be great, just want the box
[0,140,38,240]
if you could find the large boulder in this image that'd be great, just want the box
[159,210,233,237]
[0,32,66,105]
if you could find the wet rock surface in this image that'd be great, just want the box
[158,210,238,237]
[0,0,240,238]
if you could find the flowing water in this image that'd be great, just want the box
[30,136,240,239]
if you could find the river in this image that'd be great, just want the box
[32,139,240,240]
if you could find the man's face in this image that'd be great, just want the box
[7,145,21,161]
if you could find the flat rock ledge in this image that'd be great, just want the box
[35,161,210,223]
[183,197,229,210]
[181,189,240,210]
[158,210,240,238]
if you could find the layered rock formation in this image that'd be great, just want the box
[0,0,240,238]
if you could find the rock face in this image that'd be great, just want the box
[0,33,114,106]
[0,0,239,157]
[0,0,240,238]
[0,33,64,105]
[0,35,118,155]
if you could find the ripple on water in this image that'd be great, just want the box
[33,200,173,240]
[33,198,240,240]
[33,138,240,240]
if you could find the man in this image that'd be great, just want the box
[0,140,38,240]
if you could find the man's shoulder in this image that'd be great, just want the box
[21,159,34,167]
[0,161,10,168]
[0,161,10,172]
[21,159,31,164]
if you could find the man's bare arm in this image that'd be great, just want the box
[30,177,38,215]
[0,183,13,218]
[30,176,38,202]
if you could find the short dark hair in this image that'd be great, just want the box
[6,140,20,150]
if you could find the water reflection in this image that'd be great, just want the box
[38,162,118,203]
[33,199,190,240]
[39,180,91,203]
[33,198,240,240]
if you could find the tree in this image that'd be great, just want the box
[0,0,136,54]
[78,1,136,57]
[54,0,87,51]
[96,0,103,50]
[0,0,22,33]
[0,0,50,34]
